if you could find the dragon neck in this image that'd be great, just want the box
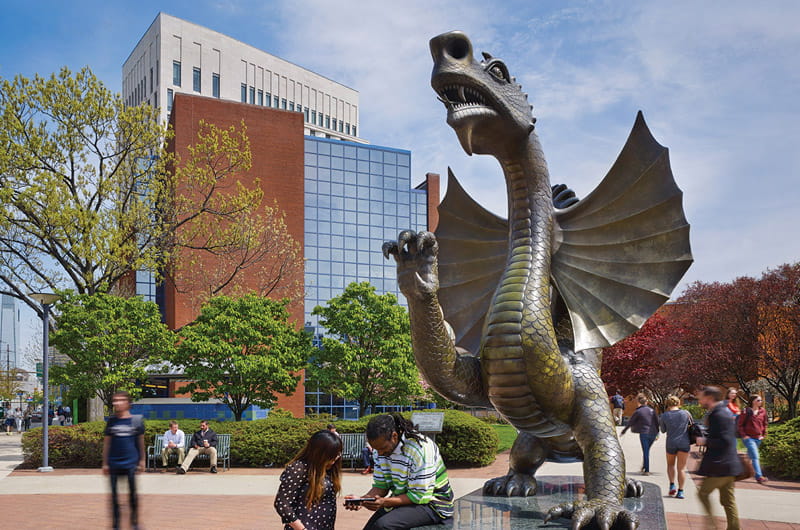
[486,132,558,347]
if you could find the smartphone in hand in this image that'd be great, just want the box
[344,497,376,505]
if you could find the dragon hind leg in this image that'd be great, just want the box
[483,431,547,497]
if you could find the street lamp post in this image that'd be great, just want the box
[28,292,60,473]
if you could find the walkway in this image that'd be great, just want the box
[0,428,797,528]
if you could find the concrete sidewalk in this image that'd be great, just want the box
[0,427,798,528]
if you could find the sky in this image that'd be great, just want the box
[1,1,799,365]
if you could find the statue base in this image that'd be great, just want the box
[415,476,666,529]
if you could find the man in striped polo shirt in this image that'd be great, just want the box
[344,414,454,529]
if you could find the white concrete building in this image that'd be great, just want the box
[0,295,19,370]
[123,13,363,142]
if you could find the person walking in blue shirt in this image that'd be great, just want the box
[103,391,145,530]
[621,394,659,475]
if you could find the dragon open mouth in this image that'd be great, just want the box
[436,84,497,118]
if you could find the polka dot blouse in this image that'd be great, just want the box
[274,459,336,530]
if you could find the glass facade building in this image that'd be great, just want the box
[303,136,429,419]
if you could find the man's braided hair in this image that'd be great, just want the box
[366,413,425,446]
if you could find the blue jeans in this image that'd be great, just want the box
[743,437,763,478]
[639,434,656,472]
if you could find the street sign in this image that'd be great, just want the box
[35,362,42,378]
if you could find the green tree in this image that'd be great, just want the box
[0,67,172,318]
[309,282,424,417]
[0,67,302,319]
[49,292,176,411]
[175,295,313,421]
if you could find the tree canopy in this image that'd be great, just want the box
[49,291,176,411]
[309,282,424,416]
[175,295,313,421]
[0,67,171,317]
[0,67,302,319]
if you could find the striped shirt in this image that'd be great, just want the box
[372,434,454,519]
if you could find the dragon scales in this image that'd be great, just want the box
[383,32,693,529]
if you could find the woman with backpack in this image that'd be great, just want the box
[658,395,693,499]
[738,395,768,484]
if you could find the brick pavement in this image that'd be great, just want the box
[1,492,797,529]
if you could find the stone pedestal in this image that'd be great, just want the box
[416,476,666,529]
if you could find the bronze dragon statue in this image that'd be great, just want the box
[383,31,693,528]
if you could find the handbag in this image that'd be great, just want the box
[688,422,704,445]
[735,454,755,481]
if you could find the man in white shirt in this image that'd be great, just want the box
[162,420,185,468]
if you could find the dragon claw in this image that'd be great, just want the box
[545,499,639,530]
[483,472,537,497]
[383,230,440,298]
[625,477,644,498]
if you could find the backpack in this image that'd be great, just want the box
[612,395,624,408]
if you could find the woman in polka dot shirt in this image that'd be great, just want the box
[274,430,343,530]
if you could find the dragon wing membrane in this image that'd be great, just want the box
[435,169,507,356]
[552,111,693,351]
[434,112,693,355]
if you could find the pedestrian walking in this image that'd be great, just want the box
[696,386,741,530]
[14,407,23,433]
[725,388,740,419]
[658,395,693,499]
[610,390,625,426]
[621,394,659,475]
[738,395,768,484]
[4,405,15,434]
[274,429,342,530]
[102,391,145,530]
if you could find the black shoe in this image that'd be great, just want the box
[177,467,186,474]
[210,466,218,473]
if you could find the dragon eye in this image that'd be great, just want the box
[486,61,510,83]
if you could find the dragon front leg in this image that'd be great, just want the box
[383,230,489,407]
[545,361,642,530]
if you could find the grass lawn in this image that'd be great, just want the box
[492,424,518,452]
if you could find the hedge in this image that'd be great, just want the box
[21,409,499,468]
[761,416,800,479]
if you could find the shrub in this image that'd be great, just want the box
[681,404,705,420]
[761,417,800,478]
[20,410,498,468]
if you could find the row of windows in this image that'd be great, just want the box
[305,208,412,229]
[305,184,414,204]
[305,168,411,190]
[305,141,410,166]
[125,60,159,108]
[238,84,357,136]
[172,60,220,99]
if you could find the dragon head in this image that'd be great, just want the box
[430,31,535,157]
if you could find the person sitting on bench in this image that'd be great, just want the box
[177,420,218,474]
[162,420,185,468]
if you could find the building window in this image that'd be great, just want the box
[281,98,287,109]
[149,67,153,92]
[156,60,159,84]
[352,125,357,136]
[167,89,173,111]
[289,102,295,112]
[172,61,181,86]
[241,84,247,102]
[249,86,255,104]
[305,108,310,122]
[212,73,220,98]
[311,110,317,124]
[325,115,331,129]
[265,92,271,106]
[297,104,302,115]
[257,90,263,106]
[346,123,351,135]
[274,95,279,107]
[339,121,344,133]
[193,67,201,92]
[332,118,337,131]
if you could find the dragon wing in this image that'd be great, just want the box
[435,112,693,355]
[552,111,693,351]
[435,169,507,355]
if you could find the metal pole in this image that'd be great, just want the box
[39,303,53,472]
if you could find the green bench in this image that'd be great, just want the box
[340,432,367,470]
[146,433,231,472]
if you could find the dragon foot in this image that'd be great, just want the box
[544,499,638,530]
[625,477,644,498]
[482,472,537,497]
[382,230,439,298]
